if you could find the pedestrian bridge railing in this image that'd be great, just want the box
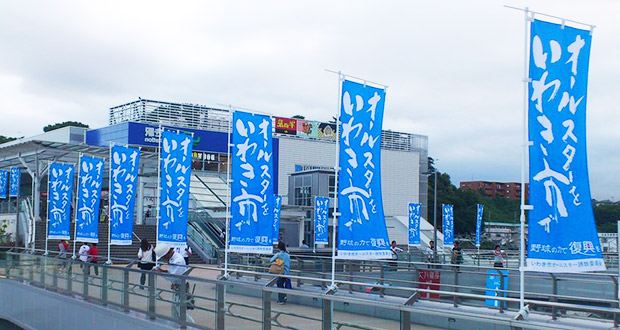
[0,248,619,330]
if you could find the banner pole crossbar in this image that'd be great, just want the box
[324,69,389,89]
[504,5,595,30]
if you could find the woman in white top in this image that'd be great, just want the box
[493,245,506,268]
[137,239,155,288]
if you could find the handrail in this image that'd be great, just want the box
[2,249,619,330]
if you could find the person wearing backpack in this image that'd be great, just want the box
[270,242,291,304]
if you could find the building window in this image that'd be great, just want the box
[294,174,312,206]
[328,175,335,198]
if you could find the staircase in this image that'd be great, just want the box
[34,222,203,264]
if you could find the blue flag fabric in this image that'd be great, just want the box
[229,111,274,254]
[158,130,193,248]
[0,170,7,199]
[442,205,454,246]
[337,79,391,259]
[528,20,604,272]
[9,167,20,197]
[47,163,74,240]
[314,196,330,244]
[75,156,104,243]
[408,203,421,246]
[109,145,140,245]
[475,204,484,248]
[272,195,282,244]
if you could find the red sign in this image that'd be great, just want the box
[418,270,440,299]
[274,117,297,135]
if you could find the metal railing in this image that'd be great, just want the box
[1,248,619,330]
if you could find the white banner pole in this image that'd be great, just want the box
[329,72,343,289]
[224,108,233,277]
[44,160,51,256]
[519,7,531,312]
[106,144,113,265]
[72,153,83,259]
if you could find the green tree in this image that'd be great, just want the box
[43,121,89,132]
[0,135,18,145]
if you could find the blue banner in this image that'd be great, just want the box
[314,196,330,244]
[229,111,274,254]
[475,204,484,248]
[272,195,282,244]
[442,204,454,246]
[109,145,140,245]
[408,203,421,246]
[158,129,193,248]
[0,170,7,199]
[485,270,508,308]
[528,20,604,272]
[9,167,20,197]
[75,156,104,243]
[337,79,391,259]
[47,163,74,240]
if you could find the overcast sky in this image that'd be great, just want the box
[0,1,618,200]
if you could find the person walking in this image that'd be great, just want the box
[176,246,193,265]
[493,245,506,268]
[270,242,291,304]
[88,243,99,276]
[137,239,155,289]
[390,241,404,271]
[78,242,90,270]
[451,241,463,265]
[425,240,435,268]
[58,240,69,270]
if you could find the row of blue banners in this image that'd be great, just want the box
[407,203,484,248]
[0,168,21,198]
[44,130,194,249]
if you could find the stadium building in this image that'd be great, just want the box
[0,99,438,259]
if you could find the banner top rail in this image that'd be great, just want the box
[324,69,389,89]
[504,5,595,31]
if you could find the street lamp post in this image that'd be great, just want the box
[422,168,439,262]
[433,171,438,261]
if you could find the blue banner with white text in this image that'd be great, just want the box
[75,156,104,243]
[476,204,484,248]
[9,167,20,197]
[0,170,7,199]
[314,196,330,245]
[337,79,391,259]
[272,195,282,244]
[47,163,74,240]
[442,204,454,246]
[109,145,140,245]
[528,20,604,272]
[408,203,421,246]
[158,129,193,248]
[230,111,274,254]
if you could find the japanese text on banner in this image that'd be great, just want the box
[442,205,454,246]
[337,79,391,259]
[47,163,74,240]
[272,195,282,244]
[527,20,604,272]
[229,111,274,254]
[158,130,193,248]
[314,197,330,244]
[408,203,421,246]
[76,156,104,243]
[109,146,140,245]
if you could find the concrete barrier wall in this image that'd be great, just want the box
[0,280,174,330]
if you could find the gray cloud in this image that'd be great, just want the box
[0,0,618,200]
